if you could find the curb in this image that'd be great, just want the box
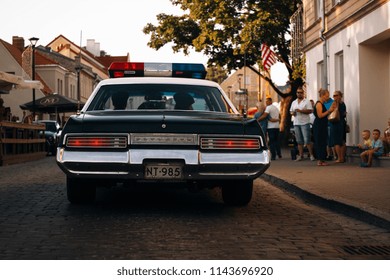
[261,173,390,230]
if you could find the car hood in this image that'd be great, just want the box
[63,110,261,136]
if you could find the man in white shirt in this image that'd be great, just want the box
[290,88,315,161]
[258,97,281,160]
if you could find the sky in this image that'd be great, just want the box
[1,0,288,85]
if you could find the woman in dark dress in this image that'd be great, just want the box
[313,88,336,166]
[329,91,347,163]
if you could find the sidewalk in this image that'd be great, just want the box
[262,152,390,230]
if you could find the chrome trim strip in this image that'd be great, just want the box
[57,149,129,163]
[57,148,269,165]
[198,172,259,176]
[199,150,269,164]
[131,133,197,145]
[57,148,270,177]
[66,170,129,175]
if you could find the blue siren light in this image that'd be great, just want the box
[108,62,207,79]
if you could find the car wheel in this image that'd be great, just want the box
[222,180,253,206]
[67,177,96,204]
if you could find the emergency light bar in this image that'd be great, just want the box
[108,62,207,79]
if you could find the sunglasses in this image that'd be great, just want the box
[333,95,339,97]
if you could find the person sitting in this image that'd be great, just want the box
[174,92,194,110]
[357,129,372,151]
[360,129,384,167]
[384,118,390,156]
[111,91,128,110]
[138,92,164,109]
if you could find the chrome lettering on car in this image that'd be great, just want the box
[131,133,197,145]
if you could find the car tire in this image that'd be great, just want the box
[222,180,253,206]
[67,177,96,204]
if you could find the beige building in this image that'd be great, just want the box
[0,37,45,120]
[46,35,108,104]
[0,35,130,122]
[299,0,390,145]
[46,35,130,105]
[220,66,280,112]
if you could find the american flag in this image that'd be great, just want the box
[261,44,277,71]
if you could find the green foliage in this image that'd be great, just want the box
[292,54,306,83]
[144,0,301,77]
[206,65,229,84]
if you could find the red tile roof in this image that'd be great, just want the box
[35,52,56,65]
[96,55,129,69]
[0,39,22,65]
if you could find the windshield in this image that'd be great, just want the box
[86,84,232,113]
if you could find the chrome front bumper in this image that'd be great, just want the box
[56,148,270,180]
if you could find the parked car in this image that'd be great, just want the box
[37,120,60,155]
[56,62,270,205]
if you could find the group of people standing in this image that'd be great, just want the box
[255,97,282,161]
[312,88,347,166]
[255,87,348,167]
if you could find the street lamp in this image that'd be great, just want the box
[75,56,83,111]
[75,65,82,111]
[29,37,39,120]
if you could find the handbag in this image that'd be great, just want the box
[328,107,340,122]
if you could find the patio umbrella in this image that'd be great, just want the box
[20,94,84,113]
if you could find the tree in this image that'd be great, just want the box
[143,0,303,131]
[206,65,229,84]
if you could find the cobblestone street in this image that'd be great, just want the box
[0,157,389,259]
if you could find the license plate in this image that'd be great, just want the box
[144,164,183,179]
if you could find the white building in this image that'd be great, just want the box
[301,0,390,145]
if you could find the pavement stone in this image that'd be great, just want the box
[262,151,390,230]
[0,156,389,259]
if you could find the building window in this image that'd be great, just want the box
[317,61,325,89]
[316,0,323,19]
[335,52,344,93]
[57,79,63,94]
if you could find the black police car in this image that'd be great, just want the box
[56,63,270,205]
